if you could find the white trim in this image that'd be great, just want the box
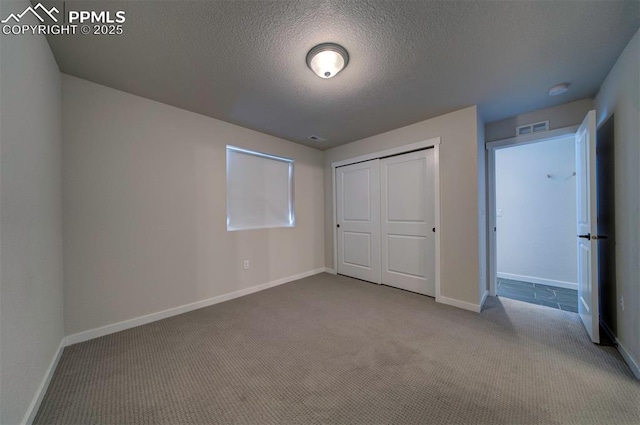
[479,290,489,310]
[323,267,336,274]
[332,165,338,278]
[331,137,441,169]
[64,268,326,346]
[488,140,500,298]
[617,340,640,380]
[487,125,578,297]
[434,144,442,300]
[486,125,579,150]
[21,340,65,425]
[497,272,578,290]
[436,295,482,313]
[331,138,442,302]
[487,148,497,297]
[600,322,640,380]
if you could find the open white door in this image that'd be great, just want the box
[336,160,381,283]
[576,110,599,343]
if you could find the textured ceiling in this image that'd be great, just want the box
[41,1,639,149]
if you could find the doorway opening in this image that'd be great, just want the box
[493,135,578,312]
[489,111,602,343]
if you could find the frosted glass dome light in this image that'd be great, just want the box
[306,43,349,79]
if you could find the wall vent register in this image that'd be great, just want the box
[516,121,549,136]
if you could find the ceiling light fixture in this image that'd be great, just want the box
[548,83,570,96]
[306,43,349,79]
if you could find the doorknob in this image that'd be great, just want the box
[336,224,340,228]
[578,233,608,240]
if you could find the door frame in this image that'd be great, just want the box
[486,126,578,297]
[331,137,442,298]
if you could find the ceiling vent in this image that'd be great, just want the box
[516,120,549,136]
[308,135,326,142]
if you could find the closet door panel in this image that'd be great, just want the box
[336,160,381,283]
[381,149,435,296]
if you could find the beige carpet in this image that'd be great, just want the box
[35,273,639,424]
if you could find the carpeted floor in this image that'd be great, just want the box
[35,273,639,424]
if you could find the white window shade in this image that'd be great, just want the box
[226,146,295,231]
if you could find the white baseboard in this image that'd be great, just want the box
[437,295,482,313]
[21,340,65,425]
[616,340,640,380]
[497,272,577,290]
[599,322,639,380]
[323,267,336,274]
[65,268,326,346]
[479,290,489,311]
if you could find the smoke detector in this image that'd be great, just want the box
[308,135,326,142]
[548,83,570,96]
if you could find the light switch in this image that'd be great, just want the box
[496,209,503,217]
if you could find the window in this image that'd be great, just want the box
[226,146,295,231]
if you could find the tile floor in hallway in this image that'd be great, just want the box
[497,278,578,312]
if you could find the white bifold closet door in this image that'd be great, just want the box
[380,149,435,296]
[336,159,381,283]
[336,149,436,296]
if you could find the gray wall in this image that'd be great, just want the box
[485,98,595,142]
[324,106,484,307]
[0,1,64,423]
[595,29,640,375]
[62,75,325,336]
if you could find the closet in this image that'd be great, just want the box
[336,148,436,296]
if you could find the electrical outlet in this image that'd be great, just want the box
[243,260,250,270]
[620,295,624,311]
